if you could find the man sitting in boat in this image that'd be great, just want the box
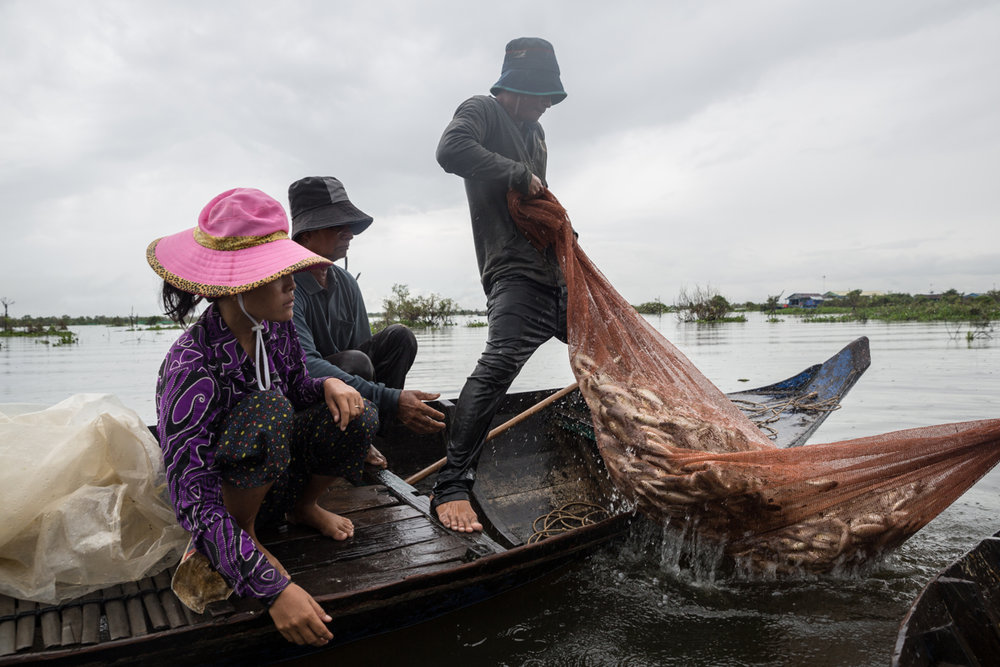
[288,175,446,441]
[147,187,375,647]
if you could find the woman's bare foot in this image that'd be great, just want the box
[291,502,355,540]
[435,499,483,533]
[365,445,387,469]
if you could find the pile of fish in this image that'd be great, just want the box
[574,352,924,574]
[509,187,1000,577]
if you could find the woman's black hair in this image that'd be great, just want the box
[161,281,203,325]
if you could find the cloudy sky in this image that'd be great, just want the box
[2,0,998,317]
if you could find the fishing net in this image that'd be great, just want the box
[508,189,1000,574]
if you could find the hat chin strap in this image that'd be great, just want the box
[236,294,272,391]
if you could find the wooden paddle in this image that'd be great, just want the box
[403,381,579,486]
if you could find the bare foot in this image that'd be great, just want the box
[365,445,387,469]
[291,502,354,540]
[435,499,483,533]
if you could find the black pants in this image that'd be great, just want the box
[432,278,567,506]
[324,323,417,389]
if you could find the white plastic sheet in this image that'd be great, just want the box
[0,394,187,604]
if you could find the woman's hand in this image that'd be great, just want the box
[323,377,364,431]
[268,583,333,646]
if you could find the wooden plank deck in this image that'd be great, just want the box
[0,476,499,664]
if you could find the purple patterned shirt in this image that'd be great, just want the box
[155,304,325,603]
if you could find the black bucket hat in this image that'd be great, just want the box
[288,176,373,240]
[489,37,566,104]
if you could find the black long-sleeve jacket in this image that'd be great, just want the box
[436,95,562,294]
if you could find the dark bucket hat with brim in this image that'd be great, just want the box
[289,176,374,240]
[490,37,566,104]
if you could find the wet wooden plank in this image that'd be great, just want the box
[346,504,422,530]
[370,469,507,557]
[293,540,469,595]
[322,483,397,514]
[14,600,35,652]
[272,516,454,574]
[60,604,82,645]
[258,502,420,547]
[103,586,130,640]
[0,595,15,656]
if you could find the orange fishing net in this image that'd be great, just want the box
[509,189,1000,574]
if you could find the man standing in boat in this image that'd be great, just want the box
[289,176,446,440]
[433,37,568,532]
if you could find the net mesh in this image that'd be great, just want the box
[509,189,1000,574]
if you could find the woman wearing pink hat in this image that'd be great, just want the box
[147,188,376,646]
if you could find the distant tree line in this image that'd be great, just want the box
[0,312,167,333]
[4,287,998,334]
[631,288,1000,324]
[782,289,1000,323]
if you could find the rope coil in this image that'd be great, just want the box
[527,502,610,543]
[731,392,841,439]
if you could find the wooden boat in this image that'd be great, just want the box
[0,336,870,665]
[892,528,1000,666]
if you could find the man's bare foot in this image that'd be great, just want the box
[435,499,483,533]
[365,445,387,469]
[291,502,354,540]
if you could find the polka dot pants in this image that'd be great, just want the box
[214,390,378,524]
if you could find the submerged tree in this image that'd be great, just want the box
[675,285,735,322]
[1,297,13,334]
[380,283,457,329]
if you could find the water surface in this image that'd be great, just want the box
[2,313,997,666]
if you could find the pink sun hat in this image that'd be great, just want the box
[146,188,331,297]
